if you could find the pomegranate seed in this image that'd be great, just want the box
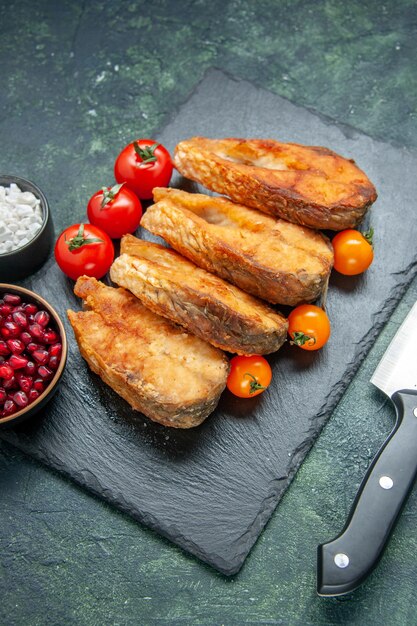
[0,340,10,356]
[29,323,44,341]
[33,349,49,365]
[34,310,50,327]
[49,343,62,357]
[38,365,53,379]
[48,355,60,370]
[43,329,58,344]
[33,378,44,392]
[20,331,32,345]
[0,363,14,379]
[1,321,20,339]
[24,361,36,376]
[7,339,25,355]
[27,342,40,353]
[0,388,6,403]
[3,376,17,390]
[13,391,28,408]
[16,373,33,393]
[3,294,21,305]
[12,310,28,327]
[0,304,13,316]
[24,303,38,315]
[28,388,40,401]
[3,399,17,415]
[8,355,29,370]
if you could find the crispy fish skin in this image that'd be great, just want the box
[67,276,229,428]
[174,137,377,230]
[110,234,288,355]
[141,188,333,306]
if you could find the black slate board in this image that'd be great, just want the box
[2,70,417,575]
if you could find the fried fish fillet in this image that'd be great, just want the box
[174,137,377,230]
[67,277,229,428]
[110,234,288,355]
[141,188,333,306]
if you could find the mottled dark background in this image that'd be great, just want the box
[1,1,417,624]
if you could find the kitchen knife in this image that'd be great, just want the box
[317,301,417,597]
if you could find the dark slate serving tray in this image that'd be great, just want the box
[2,70,417,575]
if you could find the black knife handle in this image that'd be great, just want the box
[317,389,417,597]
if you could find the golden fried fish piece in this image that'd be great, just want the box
[141,188,333,306]
[174,137,377,230]
[110,234,288,355]
[67,277,229,428]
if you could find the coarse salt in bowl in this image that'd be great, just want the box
[0,175,54,281]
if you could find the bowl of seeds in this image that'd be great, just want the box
[0,284,67,427]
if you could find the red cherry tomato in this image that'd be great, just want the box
[114,139,173,199]
[288,304,330,351]
[87,183,142,239]
[332,229,374,275]
[227,355,272,398]
[54,223,114,280]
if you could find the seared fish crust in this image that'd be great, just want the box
[141,188,333,306]
[67,277,229,428]
[174,137,377,230]
[110,234,288,355]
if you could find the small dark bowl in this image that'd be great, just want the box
[0,175,54,282]
[0,284,67,428]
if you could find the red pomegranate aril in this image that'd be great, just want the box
[0,340,10,356]
[3,399,17,415]
[16,373,33,393]
[38,365,53,379]
[33,349,49,365]
[0,304,13,316]
[1,321,20,339]
[29,323,44,341]
[48,355,60,370]
[27,342,39,353]
[13,391,28,408]
[34,310,50,327]
[28,388,40,402]
[24,361,36,376]
[12,310,28,328]
[3,294,21,305]
[33,378,45,392]
[0,388,6,403]
[0,363,14,379]
[49,342,62,357]
[24,303,38,315]
[7,339,25,355]
[8,355,29,369]
[3,375,17,390]
[43,329,58,344]
[20,331,32,345]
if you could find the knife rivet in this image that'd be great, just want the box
[334,553,349,568]
[379,476,394,489]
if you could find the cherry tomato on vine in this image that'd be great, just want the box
[54,223,114,280]
[332,228,374,276]
[227,355,272,398]
[288,304,330,351]
[114,139,173,199]
[87,183,142,239]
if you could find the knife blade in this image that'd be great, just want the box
[317,301,417,597]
